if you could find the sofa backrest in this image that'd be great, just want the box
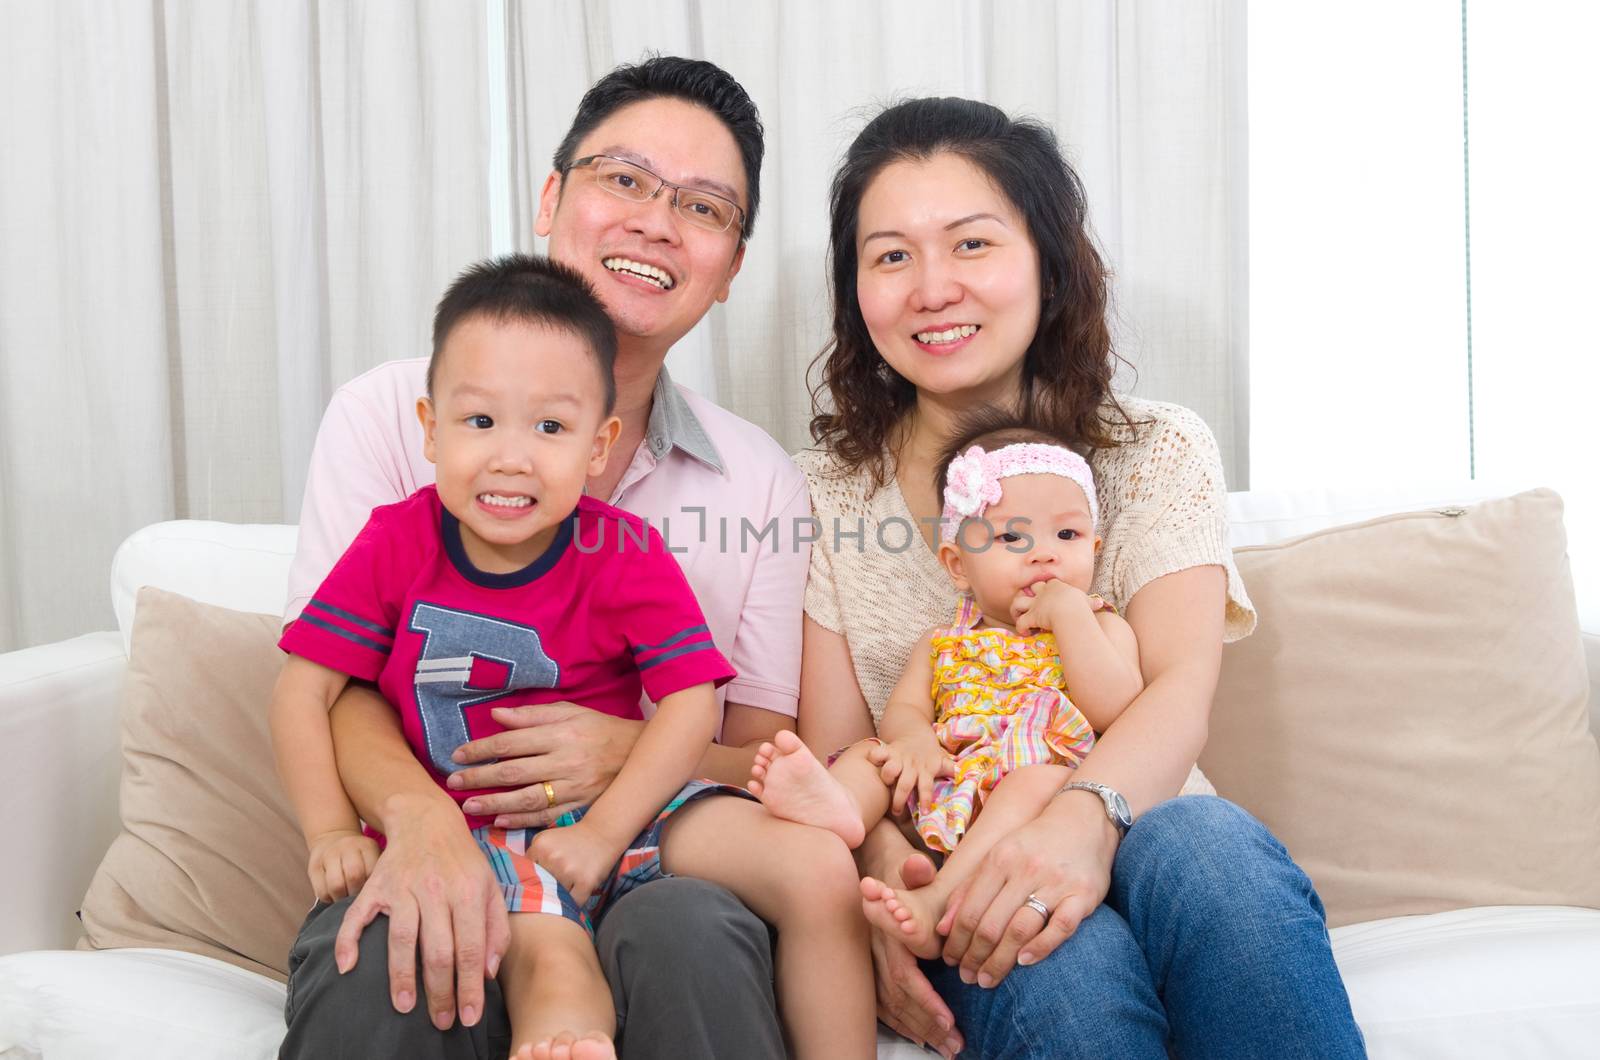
[111,480,1599,734]
[111,522,298,652]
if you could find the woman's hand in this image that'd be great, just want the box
[445,702,642,828]
[937,790,1118,987]
[868,736,954,817]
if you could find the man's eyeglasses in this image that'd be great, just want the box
[564,154,745,235]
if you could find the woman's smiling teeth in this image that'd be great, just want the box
[603,257,675,290]
[915,324,979,344]
[479,493,532,508]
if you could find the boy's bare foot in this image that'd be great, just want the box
[525,1031,616,1060]
[748,730,866,848]
[860,875,944,960]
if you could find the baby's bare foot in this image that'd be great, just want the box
[527,1031,616,1060]
[748,730,865,848]
[860,875,944,959]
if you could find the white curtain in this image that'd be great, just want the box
[0,0,1244,652]
[508,0,1248,473]
[0,0,490,651]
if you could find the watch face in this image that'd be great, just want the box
[1068,782,1132,832]
[1109,791,1133,830]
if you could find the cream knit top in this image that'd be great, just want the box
[796,397,1257,798]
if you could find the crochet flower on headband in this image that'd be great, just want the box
[940,442,1098,543]
[943,448,1004,524]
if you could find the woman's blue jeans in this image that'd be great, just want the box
[924,796,1366,1059]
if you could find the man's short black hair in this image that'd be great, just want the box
[430,254,617,413]
[552,54,764,241]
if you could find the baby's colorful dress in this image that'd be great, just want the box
[914,595,1099,853]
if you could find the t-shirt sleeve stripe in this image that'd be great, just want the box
[636,636,717,672]
[295,611,393,655]
[632,624,710,654]
[305,598,394,638]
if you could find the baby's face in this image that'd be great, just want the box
[419,316,617,573]
[946,473,1098,627]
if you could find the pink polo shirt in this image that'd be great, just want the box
[285,358,809,723]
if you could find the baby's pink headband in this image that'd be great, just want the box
[940,442,1098,543]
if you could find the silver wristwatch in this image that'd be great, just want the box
[1061,780,1133,836]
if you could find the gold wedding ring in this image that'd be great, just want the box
[542,781,557,809]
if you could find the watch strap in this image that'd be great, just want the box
[1061,780,1132,835]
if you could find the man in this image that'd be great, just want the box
[278,57,806,1060]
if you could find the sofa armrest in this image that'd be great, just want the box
[0,632,126,953]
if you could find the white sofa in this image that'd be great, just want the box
[2,482,1599,1059]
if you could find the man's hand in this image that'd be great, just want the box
[871,920,963,1060]
[333,798,510,1031]
[528,821,621,906]
[306,829,380,903]
[856,824,963,1059]
[445,702,640,828]
[867,736,954,817]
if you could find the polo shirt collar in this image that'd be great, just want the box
[644,366,725,475]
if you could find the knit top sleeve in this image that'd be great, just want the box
[1089,397,1256,641]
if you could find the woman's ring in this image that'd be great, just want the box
[542,781,557,809]
[1024,895,1051,920]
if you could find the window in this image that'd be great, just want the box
[1248,1,1598,514]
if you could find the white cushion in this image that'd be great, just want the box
[0,947,929,1059]
[0,949,285,1059]
[110,521,298,651]
[1331,905,1600,1058]
[7,913,1600,1060]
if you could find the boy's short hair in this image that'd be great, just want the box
[430,254,618,413]
[935,409,1087,503]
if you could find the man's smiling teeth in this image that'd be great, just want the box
[603,257,674,290]
[479,493,532,508]
[915,324,979,344]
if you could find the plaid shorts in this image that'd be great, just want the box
[472,778,749,933]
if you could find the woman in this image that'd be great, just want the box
[796,97,1365,1059]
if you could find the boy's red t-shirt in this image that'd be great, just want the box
[279,486,734,830]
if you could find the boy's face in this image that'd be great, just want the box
[418,316,620,573]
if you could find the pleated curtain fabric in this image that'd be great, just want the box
[507,0,1247,474]
[0,0,491,651]
[0,0,1244,652]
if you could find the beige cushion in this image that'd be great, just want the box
[78,587,308,980]
[1202,489,1600,928]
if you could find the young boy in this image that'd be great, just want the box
[270,255,873,1060]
